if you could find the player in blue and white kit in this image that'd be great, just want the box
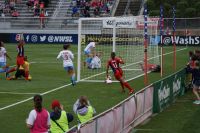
[0,41,11,77]
[84,40,95,55]
[84,40,96,68]
[57,44,76,86]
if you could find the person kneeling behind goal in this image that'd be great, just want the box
[7,56,32,80]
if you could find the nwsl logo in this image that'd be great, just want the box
[162,36,200,45]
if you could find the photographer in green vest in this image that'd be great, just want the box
[50,100,73,133]
[73,96,96,124]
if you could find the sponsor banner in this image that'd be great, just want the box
[103,17,136,28]
[161,35,200,45]
[136,17,159,28]
[153,68,186,113]
[10,33,78,44]
[82,34,144,45]
[83,35,159,46]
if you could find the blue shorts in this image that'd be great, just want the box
[64,66,74,71]
[84,50,90,55]
[0,62,6,68]
[86,57,92,64]
[193,80,200,87]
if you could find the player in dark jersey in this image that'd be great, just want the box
[106,52,134,95]
[16,40,25,67]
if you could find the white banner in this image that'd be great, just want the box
[103,17,136,28]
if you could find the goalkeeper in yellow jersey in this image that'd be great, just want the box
[7,56,32,81]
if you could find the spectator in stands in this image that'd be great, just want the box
[85,10,90,17]
[11,9,19,17]
[0,2,3,14]
[80,0,86,8]
[43,0,50,8]
[0,3,5,17]
[26,94,51,132]
[93,7,100,17]
[3,0,10,13]
[73,96,96,124]
[9,0,15,13]
[26,0,34,11]
[85,2,90,11]
[34,4,40,16]
[39,9,45,28]
[76,0,80,8]
[40,0,44,9]
[49,100,74,133]
[91,0,98,8]
[71,6,79,17]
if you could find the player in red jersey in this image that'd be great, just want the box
[106,52,134,95]
[16,40,25,68]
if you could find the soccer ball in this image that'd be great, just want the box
[105,76,112,84]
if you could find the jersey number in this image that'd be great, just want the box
[112,62,118,68]
[64,54,69,60]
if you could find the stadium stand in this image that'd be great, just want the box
[0,0,144,29]
[114,0,142,16]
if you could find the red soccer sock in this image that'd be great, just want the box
[123,82,134,91]
[7,67,17,74]
[25,71,29,80]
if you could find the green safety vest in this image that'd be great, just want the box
[77,106,94,123]
[50,111,69,133]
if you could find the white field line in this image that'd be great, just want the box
[0,47,187,111]
[0,83,72,111]
[0,92,37,95]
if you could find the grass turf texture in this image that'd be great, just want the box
[0,44,196,133]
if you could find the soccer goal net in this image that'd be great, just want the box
[77,16,159,82]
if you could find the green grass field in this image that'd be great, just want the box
[0,44,197,133]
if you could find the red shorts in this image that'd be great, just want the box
[114,69,123,80]
[16,56,24,65]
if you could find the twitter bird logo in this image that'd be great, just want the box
[40,36,46,42]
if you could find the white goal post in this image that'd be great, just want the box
[77,16,160,82]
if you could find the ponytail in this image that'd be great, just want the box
[33,95,43,112]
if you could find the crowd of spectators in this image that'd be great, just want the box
[26,0,49,28]
[26,0,48,17]
[70,0,112,17]
[0,0,50,18]
[0,0,20,17]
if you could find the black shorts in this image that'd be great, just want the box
[193,80,200,87]
[15,70,25,79]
